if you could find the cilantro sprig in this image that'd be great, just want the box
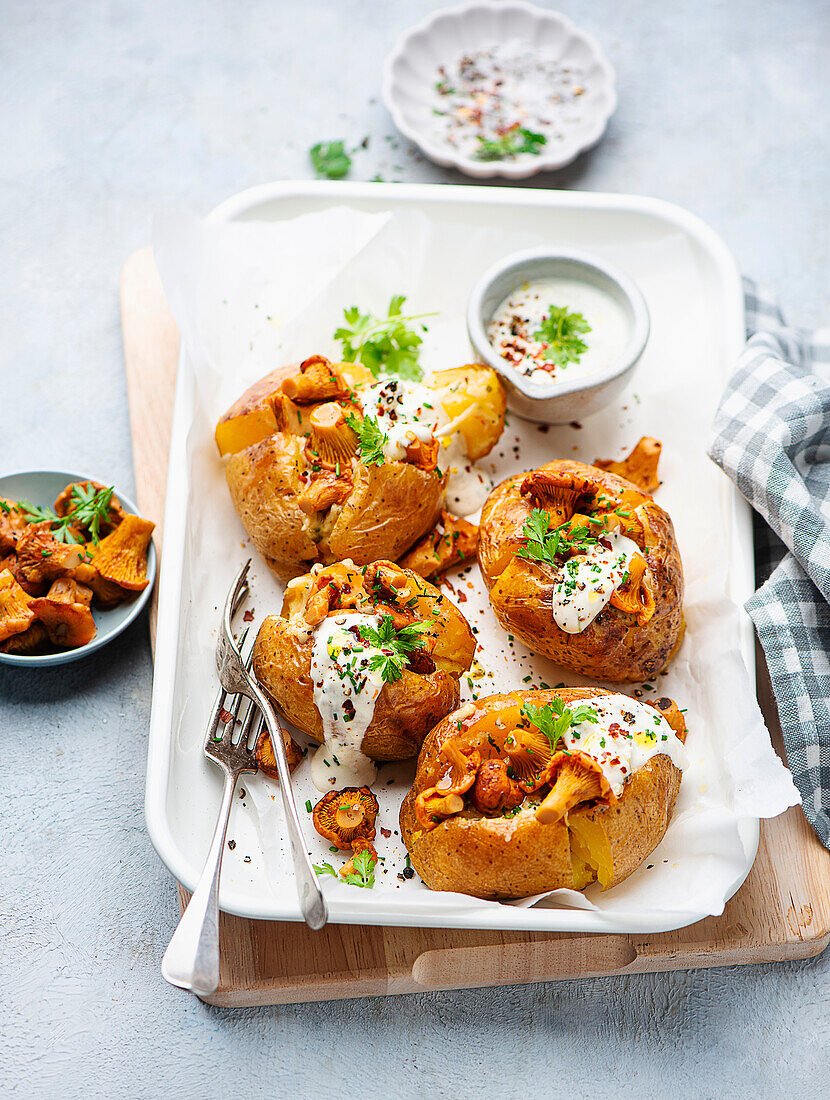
[18,484,116,546]
[313,848,377,889]
[358,614,429,684]
[334,295,436,381]
[534,306,591,369]
[345,413,388,467]
[309,140,352,180]
[313,861,337,879]
[516,508,598,567]
[474,127,547,161]
[520,698,599,754]
[341,848,377,888]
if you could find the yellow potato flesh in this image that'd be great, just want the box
[215,403,278,457]
[430,365,506,462]
[567,813,613,889]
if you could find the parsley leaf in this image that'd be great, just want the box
[358,614,429,684]
[68,484,115,544]
[312,861,338,878]
[345,413,388,467]
[18,500,59,526]
[520,699,598,754]
[515,508,598,566]
[341,847,377,888]
[474,127,547,161]
[309,140,352,180]
[333,295,436,381]
[17,484,117,546]
[534,306,591,368]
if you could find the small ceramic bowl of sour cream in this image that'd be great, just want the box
[467,247,650,424]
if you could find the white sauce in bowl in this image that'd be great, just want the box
[562,695,688,796]
[309,612,387,791]
[551,532,641,634]
[487,277,629,384]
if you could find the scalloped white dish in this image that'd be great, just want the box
[382,1,617,179]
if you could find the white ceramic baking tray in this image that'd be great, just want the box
[145,181,756,932]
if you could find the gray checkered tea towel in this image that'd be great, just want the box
[709,278,830,848]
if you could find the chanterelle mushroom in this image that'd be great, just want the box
[280,355,349,404]
[609,552,657,626]
[306,402,359,468]
[313,787,379,850]
[16,522,86,587]
[88,513,155,606]
[253,726,304,777]
[0,568,36,643]
[0,498,27,555]
[53,480,126,536]
[0,620,47,654]
[535,751,615,825]
[30,578,96,649]
[398,510,479,580]
[520,469,592,524]
[339,836,378,878]
[595,437,662,495]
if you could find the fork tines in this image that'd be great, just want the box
[205,626,260,751]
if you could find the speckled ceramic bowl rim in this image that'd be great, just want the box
[381,0,618,180]
[466,245,651,402]
[0,468,156,667]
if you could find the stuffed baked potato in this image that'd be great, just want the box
[252,559,476,766]
[216,356,505,580]
[477,459,684,681]
[400,687,688,899]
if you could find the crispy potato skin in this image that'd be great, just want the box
[477,461,685,682]
[220,362,505,581]
[325,463,444,568]
[227,436,444,581]
[400,688,683,899]
[218,365,298,425]
[226,434,318,578]
[251,568,476,761]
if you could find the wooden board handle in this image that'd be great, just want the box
[410,935,637,990]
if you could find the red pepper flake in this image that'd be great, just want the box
[218,707,233,724]
[380,827,392,839]
[456,590,467,603]
[243,609,255,622]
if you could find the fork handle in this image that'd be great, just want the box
[248,681,328,931]
[160,767,237,996]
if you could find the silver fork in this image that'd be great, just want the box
[161,623,261,996]
[214,560,328,933]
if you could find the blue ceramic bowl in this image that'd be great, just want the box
[0,469,157,667]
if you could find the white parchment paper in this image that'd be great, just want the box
[154,205,799,925]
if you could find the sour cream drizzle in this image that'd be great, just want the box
[359,377,491,515]
[362,378,439,461]
[309,612,386,791]
[563,695,688,796]
[551,531,641,634]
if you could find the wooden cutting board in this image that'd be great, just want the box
[122,247,830,1006]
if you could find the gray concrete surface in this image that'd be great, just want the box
[1,1,828,1096]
